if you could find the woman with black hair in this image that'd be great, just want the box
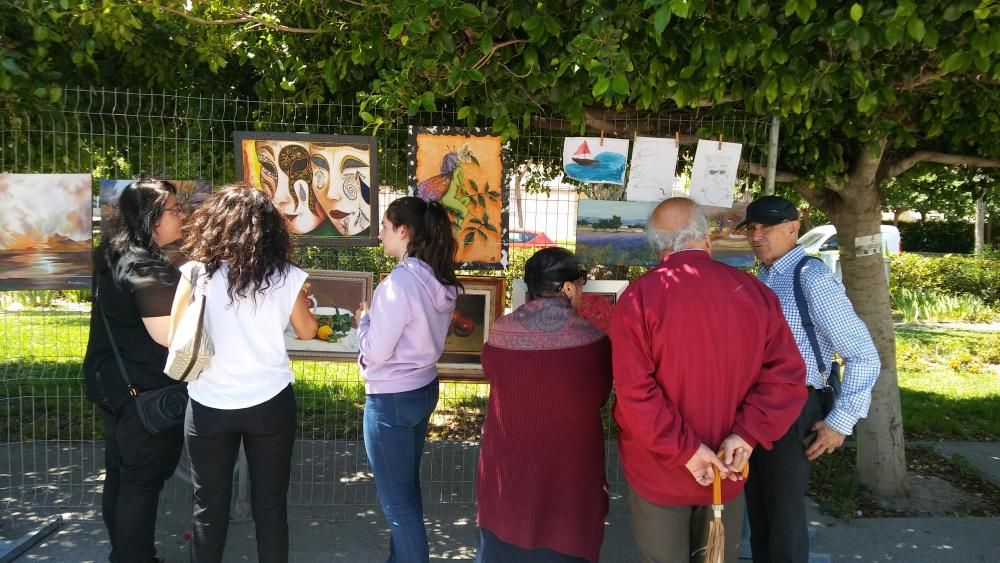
[356,196,461,563]
[169,184,317,563]
[83,178,188,563]
[475,247,612,563]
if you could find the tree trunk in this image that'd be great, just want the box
[800,205,812,232]
[822,142,909,500]
[974,191,985,254]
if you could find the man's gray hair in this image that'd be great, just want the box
[647,203,710,255]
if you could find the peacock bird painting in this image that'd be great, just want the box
[414,143,477,223]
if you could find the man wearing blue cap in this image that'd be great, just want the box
[739,195,881,563]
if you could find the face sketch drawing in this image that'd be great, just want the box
[698,154,733,207]
[252,140,324,234]
[310,144,372,236]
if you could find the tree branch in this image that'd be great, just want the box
[884,151,1000,179]
[897,71,944,92]
[741,161,798,183]
[796,184,836,210]
[472,39,528,70]
[155,4,326,34]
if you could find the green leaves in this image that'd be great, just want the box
[907,17,926,41]
[856,92,878,114]
[654,6,671,34]
[456,3,480,19]
[592,76,610,97]
[850,4,863,23]
[612,75,630,95]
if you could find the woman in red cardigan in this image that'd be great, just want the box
[476,247,613,563]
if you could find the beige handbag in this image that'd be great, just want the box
[165,265,214,381]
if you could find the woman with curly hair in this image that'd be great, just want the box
[83,178,187,563]
[168,183,317,563]
[356,196,461,563]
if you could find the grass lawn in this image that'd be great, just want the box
[895,326,1000,441]
[2,312,998,442]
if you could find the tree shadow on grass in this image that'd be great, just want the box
[900,387,1000,441]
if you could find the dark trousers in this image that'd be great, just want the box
[185,384,297,563]
[101,399,184,563]
[745,389,824,563]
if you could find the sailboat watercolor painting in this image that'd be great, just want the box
[562,137,630,184]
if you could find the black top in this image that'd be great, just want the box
[83,247,181,411]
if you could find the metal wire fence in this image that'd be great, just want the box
[1,88,773,518]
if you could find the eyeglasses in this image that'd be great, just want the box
[163,205,186,216]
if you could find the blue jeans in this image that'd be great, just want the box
[364,379,439,563]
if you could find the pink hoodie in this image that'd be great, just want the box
[357,257,458,394]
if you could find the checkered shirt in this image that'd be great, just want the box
[757,245,881,436]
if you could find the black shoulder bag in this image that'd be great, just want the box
[793,255,842,416]
[96,272,188,433]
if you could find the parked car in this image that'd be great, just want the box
[508,229,556,248]
[798,224,901,256]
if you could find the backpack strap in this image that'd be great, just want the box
[793,255,838,391]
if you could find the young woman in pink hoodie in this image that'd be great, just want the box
[356,196,460,563]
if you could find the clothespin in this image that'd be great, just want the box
[600,130,605,146]
[675,131,680,147]
[718,134,723,150]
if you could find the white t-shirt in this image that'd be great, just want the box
[178,261,307,409]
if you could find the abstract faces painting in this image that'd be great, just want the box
[409,127,508,269]
[235,132,378,246]
[0,173,92,290]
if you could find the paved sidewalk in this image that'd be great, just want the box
[5,441,1000,562]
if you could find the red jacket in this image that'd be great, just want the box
[611,249,807,505]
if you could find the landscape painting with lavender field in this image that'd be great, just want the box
[575,200,658,267]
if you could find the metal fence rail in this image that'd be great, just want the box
[1,88,772,517]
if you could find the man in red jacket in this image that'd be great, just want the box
[612,197,807,563]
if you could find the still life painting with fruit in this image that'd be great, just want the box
[284,270,372,360]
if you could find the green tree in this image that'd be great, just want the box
[4,0,1000,499]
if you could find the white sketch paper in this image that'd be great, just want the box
[562,137,630,185]
[626,136,679,202]
[689,139,743,208]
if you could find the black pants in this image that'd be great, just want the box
[745,389,824,563]
[101,399,184,563]
[185,384,296,563]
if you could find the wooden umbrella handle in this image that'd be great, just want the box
[711,462,750,505]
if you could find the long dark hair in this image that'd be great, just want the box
[181,183,293,305]
[524,247,582,299]
[99,178,176,273]
[384,196,460,288]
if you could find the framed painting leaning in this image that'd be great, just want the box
[438,276,505,378]
[285,270,373,361]
[234,131,379,247]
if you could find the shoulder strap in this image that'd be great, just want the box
[793,255,828,377]
[95,271,138,397]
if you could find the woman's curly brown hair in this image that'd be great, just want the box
[181,183,293,305]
